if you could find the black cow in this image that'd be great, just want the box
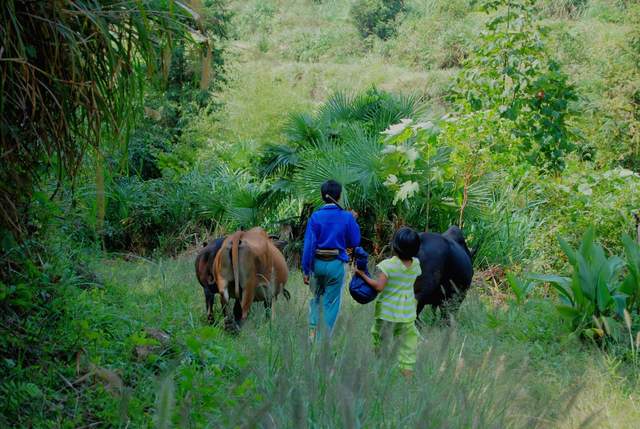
[414,226,475,320]
[195,238,228,323]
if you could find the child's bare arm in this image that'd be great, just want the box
[355,269,388,292]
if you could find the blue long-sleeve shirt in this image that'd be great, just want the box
[302,204,361,275]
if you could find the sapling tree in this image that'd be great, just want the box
[450,0,578,172]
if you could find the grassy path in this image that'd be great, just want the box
[61,252,640,427]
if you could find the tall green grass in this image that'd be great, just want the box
[45,254,635,427]
[226,295,586,428]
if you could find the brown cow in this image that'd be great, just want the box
[214,227,289,330]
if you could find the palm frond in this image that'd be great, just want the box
[293,152,355,208]
[283,112,323,145]
[341,125,386,205]
[259,144,301,177]
[316,91,357,134]
[465,175,496,212]
[363,92,426,135]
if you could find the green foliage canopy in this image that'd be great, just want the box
[0,0,202,241]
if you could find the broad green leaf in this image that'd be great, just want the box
[506,272,523,302]
[620,275,638,296]
[392,181,419,205]
[612,294,627,318]
[556,305,581,320]
[595,276,612,313]
[578,227,596,260]
[622,234,640,282]
[381,118,413,138]
[527,273,570,286]
[557,236,577,266]
[576,253,595,301]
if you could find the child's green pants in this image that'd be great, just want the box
[371,319,419,371]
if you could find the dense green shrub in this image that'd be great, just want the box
[0,234,97,426]
[0,0,200,243]
[526,228,640,341]
[450,0,578,172]
[530,163,640,263]
[98,167,267,254]
[258,88,441,253]
[351,0,405,40]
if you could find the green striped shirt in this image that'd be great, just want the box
[375,256,421,323]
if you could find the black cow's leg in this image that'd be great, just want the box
[415,300,427,327]
[263,298,273,320]
[416,300,426,319]
[438,304,449,325]
[233,298,242,327]
[204,286,215,324]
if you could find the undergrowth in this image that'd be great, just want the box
[7,253,636,427]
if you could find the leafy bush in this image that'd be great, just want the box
[257,88,428,252]
[351,0,405,40]
[82,166,269,254]
[528,228,640,340]
[0,234,98,426]
[468,179,544,268]
[450,0,578,172]
[384,1,476,69]
[531,164,640,262]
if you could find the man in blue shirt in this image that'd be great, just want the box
[302,180,361,340]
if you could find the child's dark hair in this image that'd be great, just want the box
[392,227,420,260]
[321,180,342,204]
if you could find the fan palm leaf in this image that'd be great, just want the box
[293,153,355,208]
[340,125,387,209]
[259,144,301,177]
[284,112,323,145]
[317,91,356,128]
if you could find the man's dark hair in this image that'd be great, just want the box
[321,180,342,204]
[392,227,420,261]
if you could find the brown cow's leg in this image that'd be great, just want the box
[217,278,237,332]
[270,293,276,320]
[240,275,257,320]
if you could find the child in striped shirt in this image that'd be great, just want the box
[355,227,422,377]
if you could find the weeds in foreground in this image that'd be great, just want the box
[207,292,597,428]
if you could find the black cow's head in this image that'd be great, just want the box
[268,235,287,252]
[443,226,475,259]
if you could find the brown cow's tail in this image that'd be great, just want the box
[283,288,291,300]
[232,233,241,301]
[214,246,224,294]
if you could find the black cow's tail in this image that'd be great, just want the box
[282,288,291,300]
